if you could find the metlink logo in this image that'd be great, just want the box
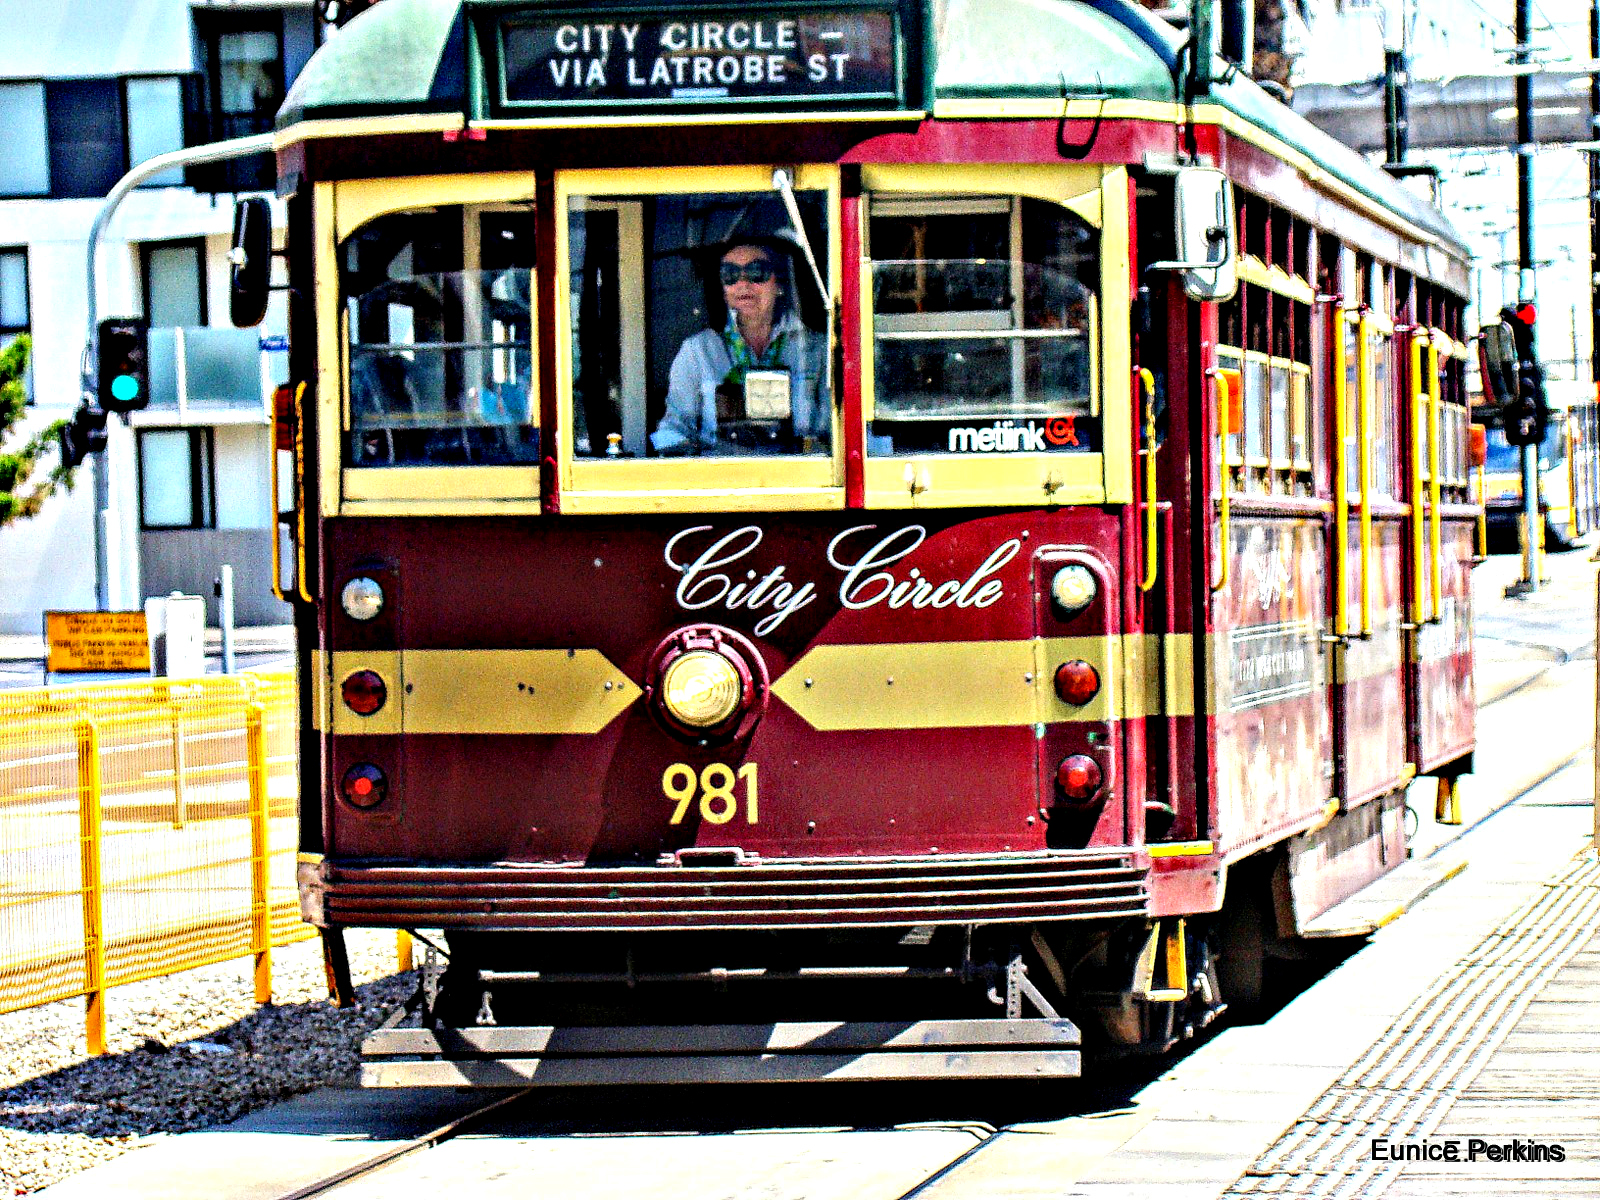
[946,416,1078,453]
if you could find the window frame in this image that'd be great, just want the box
[140,237,209,329]
[0,81,49,199]
[857,161,1128,509]
[321,173,544,517]
[136,426,216,531]
[554,164,844,515]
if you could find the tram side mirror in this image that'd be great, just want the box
[1477,321,1519,407]
[1153,168,1237,303]
[229,197,272,328]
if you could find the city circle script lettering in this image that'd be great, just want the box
[501,11,898,105]
[664,525,1021,636]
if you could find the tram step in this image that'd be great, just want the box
[1298,853,1469,939]
[361,1019,1081,1086]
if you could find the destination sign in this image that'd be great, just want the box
[498,9,901,108]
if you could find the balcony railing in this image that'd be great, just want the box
[147,326,284,420]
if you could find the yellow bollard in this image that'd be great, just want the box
[397,930,414,973]
[246,703,272,1005]
[75,719,107,1056]
[1435,776,1462,826]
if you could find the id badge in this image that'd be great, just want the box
[744,370,792,420]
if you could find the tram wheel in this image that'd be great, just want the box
[1214,881,1268,1015]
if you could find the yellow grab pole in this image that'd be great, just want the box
[1427,343,1442,622]
[1476,462,1488,559]
[1333,315,1350,637]
[1357,315,1374,637]
[246,702,272,1004]
[76,719,107,1056]
[398,930,415,973]
[1138,368,1159,593]
[1409,336,1426,625]
[1212,370,1232,594]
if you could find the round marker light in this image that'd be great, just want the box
[341,670,387,716]
[340,576,384,622]
[1050,565,1097,619]
[1054,660,1101,706]
[340,762,388,809]
[1056,754,1103,802]
[660,650,743,729]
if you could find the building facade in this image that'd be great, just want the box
[0,0,319,632]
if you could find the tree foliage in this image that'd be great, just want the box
[0,336,74,526]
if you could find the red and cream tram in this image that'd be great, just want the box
[245,0,1481,1082]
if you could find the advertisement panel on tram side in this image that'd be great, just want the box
[1209,518,1333,850]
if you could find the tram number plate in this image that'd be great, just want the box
[663,763,759,825]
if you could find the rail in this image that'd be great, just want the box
[0,673,311,1053]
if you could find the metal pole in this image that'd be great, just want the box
[80,133,275,612]
[1591,0,1600,405]
[218,564,236,674]
[1517,0,1541,592]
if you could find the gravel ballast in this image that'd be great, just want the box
[0,932,415,1196]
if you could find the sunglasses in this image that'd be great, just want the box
[720,260,775,285]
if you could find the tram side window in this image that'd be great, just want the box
[342,206,538,468]
[866,196,1099,455]
[567,189,831,460]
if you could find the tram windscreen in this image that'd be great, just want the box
[867,196,1099,455]
[567,188,831,459]
[342,205,539,468]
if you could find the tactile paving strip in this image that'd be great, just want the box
[1221,850,1600,1199]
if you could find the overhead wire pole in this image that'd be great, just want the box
[1591,0,1599,415]
[1516,0,1541,592]
[80,132,274,611]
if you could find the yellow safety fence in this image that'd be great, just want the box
[0,673,311,1054]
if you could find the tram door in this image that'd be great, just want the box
[1329,263,1408,815]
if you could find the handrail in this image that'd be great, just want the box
[1211,369,1232,595]
[1426,341,1442,622]
[1333,312,1350,637]
[1566,412,1579,530]
[1139,368,1159,593]
[293,382,314,606]
[1409,336,1426,626]
[1476,461,1488,559]
[268,395,286,605]
[1357,314,1374,637]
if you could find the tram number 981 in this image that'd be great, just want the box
[662,763,759,825]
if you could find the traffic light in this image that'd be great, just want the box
[97,317,149,414]
[1497,303,1547,448]
[58,405,107,470]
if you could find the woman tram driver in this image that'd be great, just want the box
[650,236,829,456]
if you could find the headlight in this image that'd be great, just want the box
[341,576,384,621]
[660,651,742,729]
[1050,564,1097,619]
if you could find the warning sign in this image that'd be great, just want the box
[45,611,151,673]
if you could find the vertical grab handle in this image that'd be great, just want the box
[1427,341,1442,622]
[1357,315,1374,638]
[1211,369,1232,595]
[1409,336,1427,626]
[1333,312,1350,637]
[1139,368,1159,593]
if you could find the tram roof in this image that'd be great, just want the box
[280,0,1467,263]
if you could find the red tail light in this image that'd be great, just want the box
[1056,754,1103,802]
[341,670,388,715]
[1054,660,1101,706]
[340,763,388,809]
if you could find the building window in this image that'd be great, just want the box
[191,16,283,192]
[0,249,28,343]
[46,79,126,201]
[0,83,48,197]
[141,240,207,329]
[125,76,186,186]
[138,428,215,530]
